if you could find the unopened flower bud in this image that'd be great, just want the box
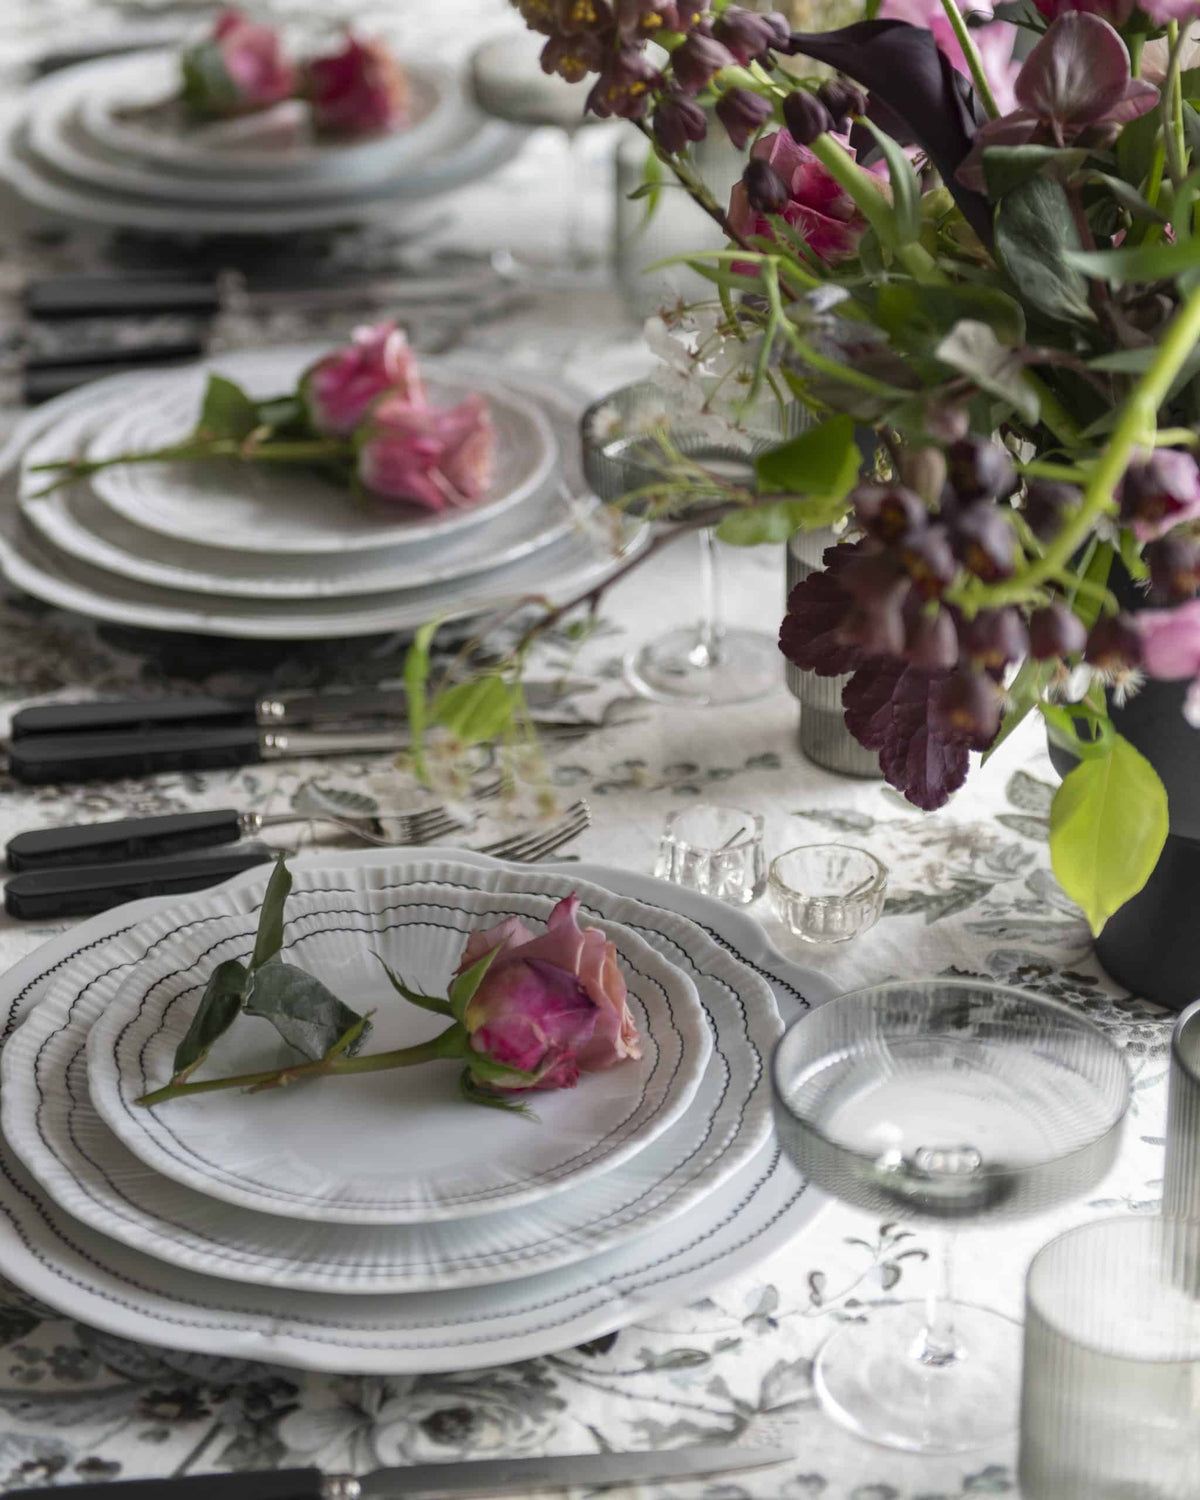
[742,157,789,214]
[672,30,735,93]
[1029,602,1088,660]
[1147,532,1200,600]
[816,77,868,130]
[711,6,790,64]
[952,502,1017,582]
[932,670,1003,748]
[1023,479,1080,542]
[780,88,831,146]
[653,91,707,154]
[897,524,957,599]
[905,607,959,671]
[946,438,1016,502]
[1085,613,1143,671]
[898,446,948,506]
[960,607,1028,672]
[853,483,927,543]
[715,87,773,149]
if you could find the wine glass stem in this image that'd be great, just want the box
[689,527,724,669]
[562,126,587,272]
[914,1230,961,1368]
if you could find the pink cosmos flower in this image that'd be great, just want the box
[457,894,642,1089]
[356,394,495,510]
[300,321,424,439]
[729,128,874,265]
[306,33,409,138]
[182,9,295,118]
[879,0,1021,115]
[1134,600,1200,726]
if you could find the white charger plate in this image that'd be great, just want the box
[3,866,780,1293]
[73,50,459,182]
[0,374,647,639]
[83,361,557,555]
[0,848,831,1372]
[83,874,710,1224]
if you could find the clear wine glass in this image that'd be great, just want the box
[581,380,800,706]
[771,980,1130,1455]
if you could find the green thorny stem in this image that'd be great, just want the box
[137,1024,463,1107]
[937,0,1001,120]
[965,279,1200,611]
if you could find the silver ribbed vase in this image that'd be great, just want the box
[785,530,882,778]
[1164,999,1200,1219]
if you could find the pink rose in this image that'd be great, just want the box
[300,321,424,438]
[306,33,409,138]
[458,894,642,1089]
[1134,600,1200,726]
[879,0,1021,114]
[729,129,873,265]
[181,8,295,119]
[356,394,494,510]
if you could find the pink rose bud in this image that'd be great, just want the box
[356,394,495,510]
[299,320,424,439]
[181,8,295,119]
[457,895,642,1091]
[306,33,409,138]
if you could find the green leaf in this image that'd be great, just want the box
[860,118,922,246]
[1065,239,1200,284]
[875,282,1026,346]
[376,955,453,1016]
[753,414,859,500]
[430,675,516,746]
[1049,732,1169,935]
[244,962,371,1062]
[447,945,501,1024]
[717,495,849,545]
[255,395,304,433]
[1080,172,1168,225]
[250,855,291,973]
[197,374,259,441]
[326,1012,372,1061]
[459,1067,534,1118]
[935,319,1039,423]
[995,177,1096,326]
[404,616,441,784]
[170,959,247,1083]
[982,145,1089,201]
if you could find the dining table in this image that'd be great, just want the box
[0,2,1174,1496]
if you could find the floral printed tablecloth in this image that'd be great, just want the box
[0,7,1174,1497]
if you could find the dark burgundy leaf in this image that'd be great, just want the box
[778,540,868,677]
[783,21,993,246]
[843,657,974,809]
[842,653,907,749]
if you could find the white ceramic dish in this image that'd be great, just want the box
[84,363,556,556]
[73,50,458,181]
[3,866,781,1293]
[0,848,831,1372]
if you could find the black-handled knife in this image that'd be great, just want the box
[34,1444,792,1499]
[6,809,261,871]
[24,341,206,405]
[4,847,273,920]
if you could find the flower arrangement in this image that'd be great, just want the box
[34,322,496,514]
[138,858,641,1115]
[180,8,409,139]
[430,0,1200,939]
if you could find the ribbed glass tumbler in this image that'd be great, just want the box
[1165,998,1200,1221]
[1019,1215,1200,1500]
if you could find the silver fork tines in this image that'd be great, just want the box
[477,800,591,863]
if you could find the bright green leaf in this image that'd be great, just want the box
[995,177,1096,326]
[250,855,291,973]
[717,494,850,544]
[197,374,259,441]
[754,414,859,501]
[431,675,516,745]
[170,959,247,1083]
[860,118,922,246]
[1049,732,1169,935]
[448,945,501,1024]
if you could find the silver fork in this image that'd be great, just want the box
[257,805,466,849]
[475,800,592,862]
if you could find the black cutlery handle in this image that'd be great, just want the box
[7,728,263,784]
[11,697,255,740]
[25,276,221,319]
[6,810,244,872]
[42,1467,322,1500]
[5,848,273,920]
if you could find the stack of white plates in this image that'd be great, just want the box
[0,848,832,1371]
[1,343,645,639]
[1,49,529,235]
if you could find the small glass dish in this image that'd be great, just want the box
[769,844,888,944]
[655,805,766,906]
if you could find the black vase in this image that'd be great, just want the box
[1048,677,1200,1011]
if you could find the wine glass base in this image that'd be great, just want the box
[814,1301,1022,1455]
[625,628,780,706]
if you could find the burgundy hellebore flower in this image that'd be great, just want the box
[181,8,295,119]
[729,128,873,265]
[306,33,410,138]
[300,321,424,439]
[356,394,495,510]
[456,894,642,1089]
[1117,449,1200,543]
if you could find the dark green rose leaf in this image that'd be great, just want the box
[197,374,259,442]
[171,959,247,1083]
[995,177,1096,326]
[250,855,291,973]
[244,961,370,1062]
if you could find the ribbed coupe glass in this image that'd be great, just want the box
[1164,997,1200,1221]
[771,981,1130,1454]
[1019,1215,1200,1500]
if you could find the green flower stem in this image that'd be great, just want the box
[938,0,1000,120]
[137,1024,463,1107]
[29,437,351,497]
[808,134,945,284]
[1130,33,1144,76]
[1164,22,1189,190]
[1022,374,1083,446]
[974,278,1200,609]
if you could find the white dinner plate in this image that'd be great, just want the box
[0,848,831,1371]
[84,872,710,1224]
[3,865,780,1293]
[0,372,647,639]
[73,50,459,182]
[84,360,557,555]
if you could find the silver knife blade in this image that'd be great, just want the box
[257,681,594,725]
[357,1444,793,1498]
